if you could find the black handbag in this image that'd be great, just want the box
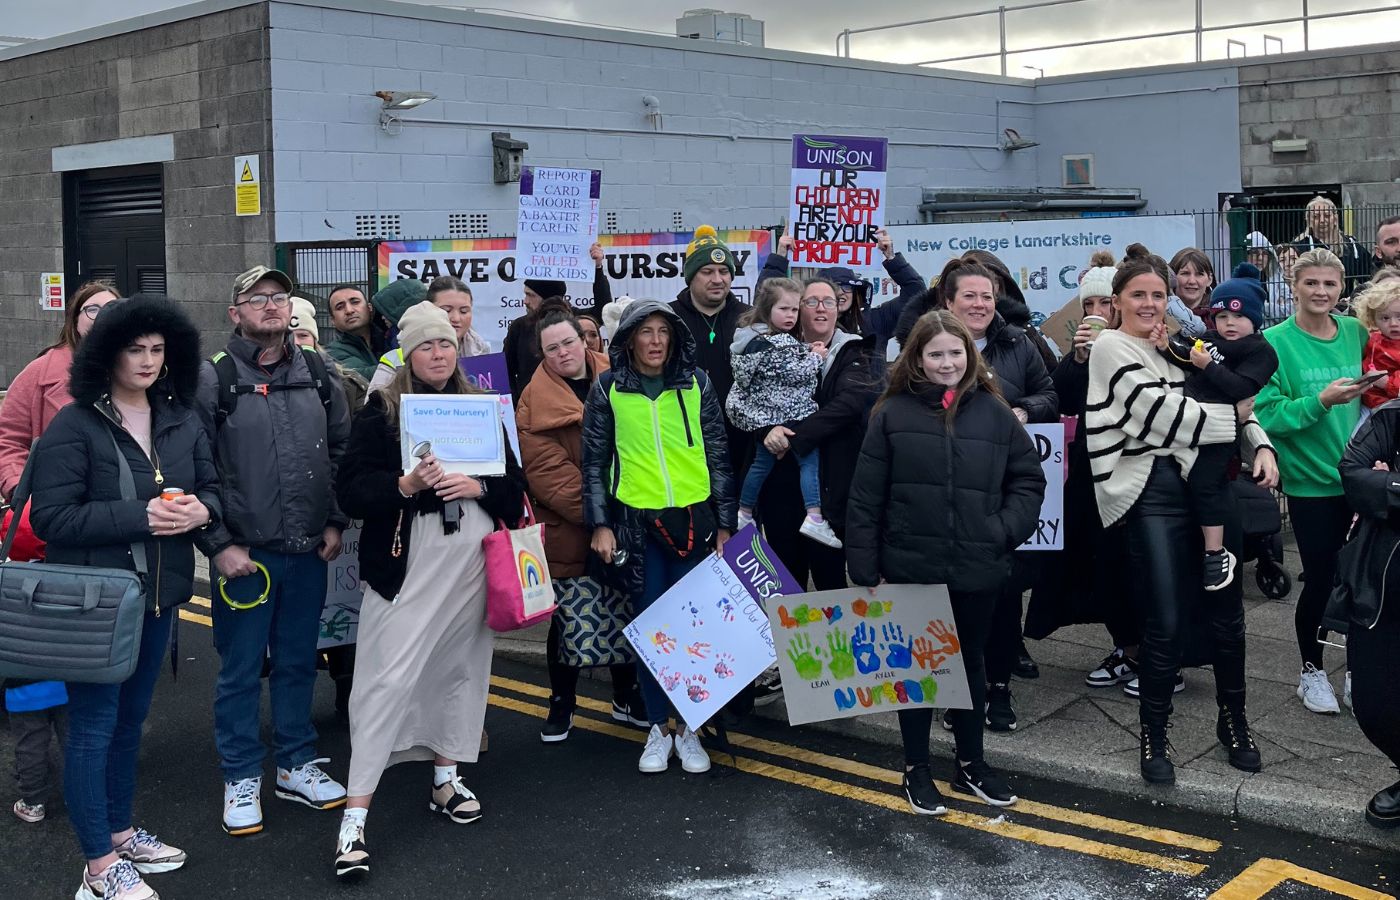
[0,429,150,684]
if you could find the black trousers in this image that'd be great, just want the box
[898,589,997,767]
[985,556,1037,685]
[1348,602,1400,770]
[11,706,67,806]
[1124,459,1246,726]
[756,453,848,591]
[1287,494,1354,668]
[545,618,638,709]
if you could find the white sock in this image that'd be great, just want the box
[433,764,457,787]
[342,806,367,826]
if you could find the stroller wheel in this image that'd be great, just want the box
[1255,564,1292,600]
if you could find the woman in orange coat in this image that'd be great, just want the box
[517,308,645,742]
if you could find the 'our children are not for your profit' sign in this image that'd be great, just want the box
[516,166,601,283]
[787,134,888,269]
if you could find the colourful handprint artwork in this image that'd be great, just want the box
[826,629,856,680]
[685,673,710,703]
[786,632,824,681]
[882,623,913,670]
[685,641,711,660]
[926,620,960,656]
[851,623,880,675]
[651,630,677,654]
[715,597,736,622]
[658,667,683,691]
[713,652,736,679]
[681,599,703,627]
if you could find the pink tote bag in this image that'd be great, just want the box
[482,497,557,632]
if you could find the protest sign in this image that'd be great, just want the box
[460,352,520,464]
[1040,294,1085,357]
[516,166,601,282]
[766,585,972,726]
[1022,424,1066,551]
[379,229,772,349]
[399,393,505,476]
[787,134,888,269]
[887,215,1196,321]
[319,523,363,649]
[625,524,803,731]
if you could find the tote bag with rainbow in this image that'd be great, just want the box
[482,498,557,632]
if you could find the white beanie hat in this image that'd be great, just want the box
[288,296,320,342]
[602,295,637,337]
[1078,266,1116,300]
[397,301,457,355]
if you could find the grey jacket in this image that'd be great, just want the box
[725,324,820,433]
[195,332,352,556]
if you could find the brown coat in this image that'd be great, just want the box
[516,350,610,578]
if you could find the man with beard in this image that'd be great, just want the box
[324,284,389,381]
[197,266,354,837]
[1374,216,1400,273]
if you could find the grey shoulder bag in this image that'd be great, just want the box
[0,429,149,684]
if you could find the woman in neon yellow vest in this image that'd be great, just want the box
[581,299,737,777]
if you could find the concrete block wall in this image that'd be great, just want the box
[1237,47,1400,206]
[266,1,1040,241]
[0,3,273,384]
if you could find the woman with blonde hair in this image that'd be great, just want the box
[1293,196,1369,298]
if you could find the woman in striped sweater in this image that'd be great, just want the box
[1085,245,1273,785]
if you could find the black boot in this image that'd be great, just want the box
[1140,723,1175,785]
[1366,779,1400,829]
[1216,704,1261,773]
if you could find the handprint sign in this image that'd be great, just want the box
[852,623,880,675]
[926,620,960,656]
[882,623,913,670]
[651,631,677,654]
[685,641,711,660]
[715,597,736,622]
[911,637,947,671]
[826,629,856,681]
[685,673,710,703]
[713,652,736,679]
[659,667,683,691]
[786,633,824,681]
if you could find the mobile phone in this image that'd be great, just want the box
[1350,371,1387,387]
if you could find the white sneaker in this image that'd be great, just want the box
[1297,663,1340,715]
[675,726,711,774]
[78,859,157,900]
[1085,648,1136,687]
[799,516,843,548]
[275,758,347,810]
[1122,671,1185,698]
[737,510,755,531]
[222,776,263,836]
[1344,670,1353,710]
[638,724,673,774]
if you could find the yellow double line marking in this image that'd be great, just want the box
[488,674,1214,876]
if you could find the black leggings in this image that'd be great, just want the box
[1124,459,1246,726]
[899,589,997,767]
[1349,603,1400,771]
[546,618,638,708]
[1287,494,1354,668]
[985,557,1037,685]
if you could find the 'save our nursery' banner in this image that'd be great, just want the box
[379,230,772,349]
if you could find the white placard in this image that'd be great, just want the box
[399,393,505,476]
[1022,423,1066,551]
[516,166,600,282]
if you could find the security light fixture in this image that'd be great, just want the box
[376,91,438,133]
[1271,138,1310,154]
[1000,128,1039,152]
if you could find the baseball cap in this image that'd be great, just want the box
[231,265,294,302]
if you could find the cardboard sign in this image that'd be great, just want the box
[399,393,505,476]
[459,352,520,464]
[1022,424,1066,551]
[787,134,888,270]
[318,523,363,649]
[767,585,973,726]
[625,524,803,731]
[1040,295,1084,356]
[516,166,601,282]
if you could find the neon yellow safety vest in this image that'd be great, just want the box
[608,377,711,510]
[378,348,406,369]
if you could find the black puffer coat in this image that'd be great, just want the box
[581,300,737,598]
[30,296,222,611]
[846,383,1045,593]
[1331,401,1400,631]
[980,313,1059,424]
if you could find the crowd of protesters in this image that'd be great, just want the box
[5,206,1400,896]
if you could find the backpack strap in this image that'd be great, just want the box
[209,347,333,428]
[298,345,334,414]
[210,351,240,428]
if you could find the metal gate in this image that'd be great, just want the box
[275,240,378,331]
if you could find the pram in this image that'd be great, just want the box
[1230,476,1291,600]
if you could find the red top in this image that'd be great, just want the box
[1362,331,1400,409]
[0,346,73,499]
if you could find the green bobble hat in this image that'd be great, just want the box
[683,225,737,283]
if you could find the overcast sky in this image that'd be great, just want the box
[5,0,1394,76]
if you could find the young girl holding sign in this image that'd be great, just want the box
[846,311,1045,814]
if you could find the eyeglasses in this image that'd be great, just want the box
[81,300,121,319]
[543,335,581,357]
[236,292,291,310]
[802,297,838,309]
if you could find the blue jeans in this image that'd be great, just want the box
[212,548,327,781]
[741,444,820,511]
[635,537,705,726]
[65,609,174,860]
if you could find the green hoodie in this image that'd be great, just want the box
[1255,314,1367,497]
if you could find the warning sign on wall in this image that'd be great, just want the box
[234,154,260,217]
[41,273,64,311]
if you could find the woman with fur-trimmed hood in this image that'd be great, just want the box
[29,294,221,900]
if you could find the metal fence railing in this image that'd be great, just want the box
[275,240,380,332]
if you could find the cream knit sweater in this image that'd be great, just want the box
[1085,329,1239,526]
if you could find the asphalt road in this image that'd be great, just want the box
[3,615,1397,900]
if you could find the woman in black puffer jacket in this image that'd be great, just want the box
[847,310,1044,817]
[30,295,220,899]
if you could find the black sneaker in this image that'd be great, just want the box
[611,697,649,729]
[753,666,783,707]
[334,818,369,879]
[1216,706,1261,773]
[952,758,1018,806]
[940,708,955,732]
[1203,549,1236,592]
[540,698,574,743]
[1140,724,1175,785]
[985,683,1018,732]
[902,764,948,816]
[1086,648,1137,687]
[1013,643,1040,680]
[1123,670,1185,698]
[1366,780,1400,829]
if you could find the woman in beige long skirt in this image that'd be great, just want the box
[332,302,526,878]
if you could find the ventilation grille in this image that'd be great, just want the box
[448,212,490,238]
[672,211,684,231]
[136,267,167,294]
[355,214,401,238]
[86,266,118,284]
[605,211,618,234]
[77,173,162,218]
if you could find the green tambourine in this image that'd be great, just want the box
[218,561,272,611]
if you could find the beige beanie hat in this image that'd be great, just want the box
[397,301,457,354]
[288,296,320,342]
